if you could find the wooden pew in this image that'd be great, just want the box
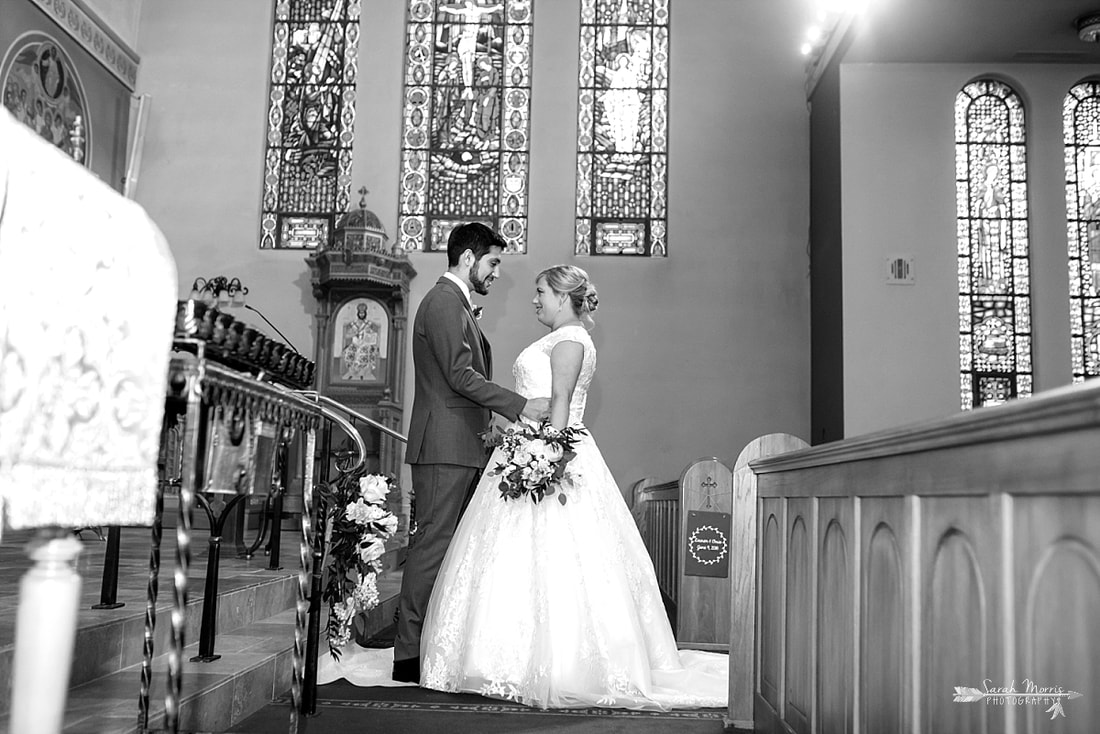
[739,381,1100,733]
[630,476,682,607]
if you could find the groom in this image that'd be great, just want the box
[393,222,549,683]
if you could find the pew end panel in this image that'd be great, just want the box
[727,433,809,730]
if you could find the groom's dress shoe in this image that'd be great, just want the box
[392,657,420,683]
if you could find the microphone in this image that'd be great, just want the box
[243,303,302,355]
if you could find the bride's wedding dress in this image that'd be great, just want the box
[418,325,728,710]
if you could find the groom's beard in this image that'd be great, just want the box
[469,264,493,295]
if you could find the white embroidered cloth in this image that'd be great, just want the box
[0,108,177,537]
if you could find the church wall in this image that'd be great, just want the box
[840,62,1091,437]
[133,0,811,491]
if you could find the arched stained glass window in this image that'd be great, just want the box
[1064,80,1100,382]
[574,0,669,257]
[259,0,361,249]
[397,1,533,253]
[954,79,1033,409]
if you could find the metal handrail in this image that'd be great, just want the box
[293,390,408,444]
[260,390,367,474]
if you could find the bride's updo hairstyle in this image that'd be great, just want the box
[538,265,599,329]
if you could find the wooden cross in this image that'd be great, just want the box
[701,475,717,508]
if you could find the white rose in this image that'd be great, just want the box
[345,499,369,524]
[347,500,387,526]
[358,536,385,562]
[358,474,390,503]
[377,513,398,536]
[511,445,532,466]
[525,439,549,461]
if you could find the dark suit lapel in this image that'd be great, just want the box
[470,305,491,378]
[438,276,492,376]
[481,330,492,380]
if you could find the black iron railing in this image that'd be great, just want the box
[293,392,407,717]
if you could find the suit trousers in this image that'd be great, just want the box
[393,463,481,663]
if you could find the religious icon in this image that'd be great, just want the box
[37,44,64,100]
[975,158,1007,290]
[332,297,389,384]
[592,7,653,181]
[603,53,642,153]
[438,1,503,100]
[0,35,88,162]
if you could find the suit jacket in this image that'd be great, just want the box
[405,276,527,468]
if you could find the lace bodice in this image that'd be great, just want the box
[512,325,595,426]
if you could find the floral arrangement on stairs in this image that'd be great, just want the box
[319,466,399,659]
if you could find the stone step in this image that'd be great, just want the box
[54,607,300,734]
[0,511,404,731]
[51,572,401,734]
[0,534,299,704]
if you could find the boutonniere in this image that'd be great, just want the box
[472,304,484,320]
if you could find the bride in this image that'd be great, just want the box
[417,265,728,710]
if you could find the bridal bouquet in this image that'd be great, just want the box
[483,423,586,505]
[318,467,399,659]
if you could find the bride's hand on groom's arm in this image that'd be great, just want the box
[521,397,550,422]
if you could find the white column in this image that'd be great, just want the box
[9,529,83,734]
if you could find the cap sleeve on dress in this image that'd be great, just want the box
[543,325,591,353]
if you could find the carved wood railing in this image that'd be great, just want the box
[741,381,1100,733]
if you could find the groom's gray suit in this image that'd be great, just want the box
[395,275,526,669]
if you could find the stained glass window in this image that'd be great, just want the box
[954,80,1033,409]
[259,0,360,250]
[1064,80,1100,382]
[397,1,532,253]
[574,0,669,257]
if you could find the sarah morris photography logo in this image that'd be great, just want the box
[953,679,1083,720]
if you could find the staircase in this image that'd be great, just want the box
[0,497,403,734]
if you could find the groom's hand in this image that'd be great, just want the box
[521,397,550,422]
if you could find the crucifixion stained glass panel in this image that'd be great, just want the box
[397,0,533,253]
